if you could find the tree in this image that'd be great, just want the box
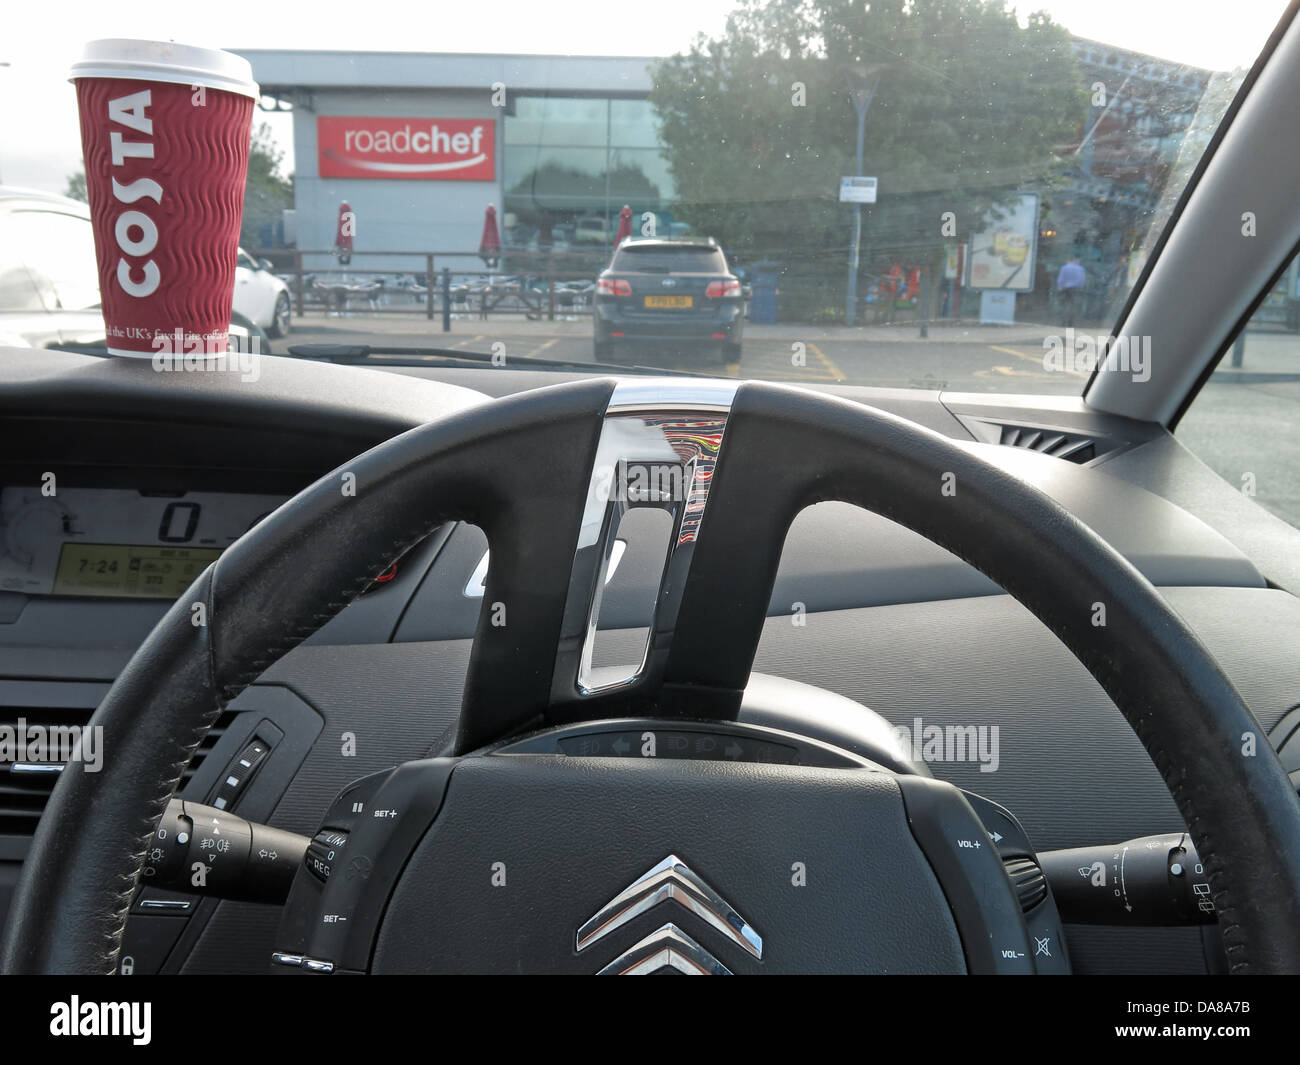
[241,121,294,248]
[650,0,1088,320]
[64,169,87,203]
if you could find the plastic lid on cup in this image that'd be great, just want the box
[69,39,259,100]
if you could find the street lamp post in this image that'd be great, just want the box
[845,65,885,327]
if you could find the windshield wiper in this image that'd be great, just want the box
[283,343,710,377]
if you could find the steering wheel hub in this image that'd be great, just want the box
[272,720,1064,975]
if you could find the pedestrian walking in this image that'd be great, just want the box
[1056,256,1086,328]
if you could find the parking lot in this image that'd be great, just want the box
[279,312,1299,391]
[274,311,1300,528]
[280,313,1101,393]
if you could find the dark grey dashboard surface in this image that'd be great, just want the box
[2,347,1299,975]
[0,349,1273,649]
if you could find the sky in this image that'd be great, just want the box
[0,0,1288,193]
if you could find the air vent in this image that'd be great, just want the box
[180,709,239,789]
[1269,705,1300,789]
[997,424,1099,464]
[0,704,93,837]
[0,704,238,837]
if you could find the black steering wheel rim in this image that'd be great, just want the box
[3,377,1299,974]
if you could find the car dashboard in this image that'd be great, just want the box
[2,346,1300,975]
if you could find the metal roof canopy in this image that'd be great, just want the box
[232,50,657,95]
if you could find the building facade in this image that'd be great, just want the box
[240,43,1220,305]
[237,51,671,269]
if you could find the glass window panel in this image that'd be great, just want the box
[609,99,663,148]
[608,148,675,204]
[505,96,608,147]
[1177,250,1300,531]
[505,147,609,212]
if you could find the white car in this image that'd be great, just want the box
[235,247,292,338]
[0,187,290,346]
[573,216,610,244]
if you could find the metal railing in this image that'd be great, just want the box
[249,249,606,330]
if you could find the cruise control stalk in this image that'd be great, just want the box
[1038,833,1217,925]
[141,798,309,903]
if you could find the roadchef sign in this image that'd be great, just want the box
[317,116,495,180]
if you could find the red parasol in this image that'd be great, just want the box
[334,201,354,266]
[479,204,502,268]
[615,204,633,247]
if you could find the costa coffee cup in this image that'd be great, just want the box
[70,39,259,358]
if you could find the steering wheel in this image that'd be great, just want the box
[4,377,1299,974]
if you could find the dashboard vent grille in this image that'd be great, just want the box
[0,704,238,837]
[180,709,239,789]
[997,424,1099,464]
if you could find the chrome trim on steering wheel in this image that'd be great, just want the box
[551,379,738,701]
[604,377,739,414]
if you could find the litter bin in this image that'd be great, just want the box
[749,261,781,325]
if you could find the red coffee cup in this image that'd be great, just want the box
[70,40,259,358]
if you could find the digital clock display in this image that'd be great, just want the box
[1,486,286,600]
[53,543,223,599]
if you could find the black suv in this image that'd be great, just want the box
[594,237,744,364]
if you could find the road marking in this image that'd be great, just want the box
[989,344,1042,365]
[452,335,486,349]
[977,365,1057,380]
[989,343,1085,377]
[807,342,847,381]
[520,338,559,359]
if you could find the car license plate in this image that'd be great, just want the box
[644,295,692,308]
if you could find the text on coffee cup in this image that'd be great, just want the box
[107,91,161,298]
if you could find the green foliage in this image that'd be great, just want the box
[63,168,88,203]
[241,122,294,248]
[650,0,1088,305]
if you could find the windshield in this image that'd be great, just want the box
[610,246,729,274]
[3,0,1282,389]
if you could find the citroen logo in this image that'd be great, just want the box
[596,923,733,975]
[577,854,762,974]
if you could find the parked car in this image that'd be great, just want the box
[0,187,103,349]
[593,236,745,363]
[0,187,286,348]
[235,247,292,337]
[573,215,610,244]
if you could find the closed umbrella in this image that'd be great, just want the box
[479,204,502,269]
[334,201,354,266]
[615,204,633,247]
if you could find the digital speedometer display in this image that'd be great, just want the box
[52,543,223,599]
[0,486,286,599]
